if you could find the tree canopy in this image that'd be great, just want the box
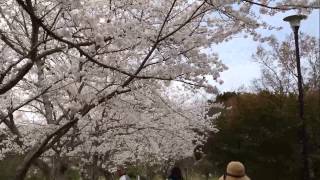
[0,0,318,179]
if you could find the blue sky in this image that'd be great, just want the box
[213,10,319,92]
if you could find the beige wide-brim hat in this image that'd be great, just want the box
[218,175,250,180]
[218,161,250,180]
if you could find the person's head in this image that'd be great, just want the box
[169,166,182,179]
[218,161,250,180]
[116,166,126,176]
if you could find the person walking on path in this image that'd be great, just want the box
[218,161,250,180]
[168,166,183,180]
[117,166,131,180]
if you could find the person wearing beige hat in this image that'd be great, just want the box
[218,161,250,180]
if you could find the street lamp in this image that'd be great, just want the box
[283,14,311,180]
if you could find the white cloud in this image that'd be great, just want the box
[217,61,260,92]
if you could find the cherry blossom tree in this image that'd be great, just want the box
[0,0,318,179]
[252,34,319,93]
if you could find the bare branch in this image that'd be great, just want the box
[243,0,320,10]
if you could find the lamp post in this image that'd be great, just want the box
[283,14,310,180]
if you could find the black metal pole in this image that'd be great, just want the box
[293,26,310,180]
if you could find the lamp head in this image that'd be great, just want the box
[283,14,307,29]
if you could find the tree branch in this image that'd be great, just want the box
[0,60,34,95]
[243,0,320,10]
